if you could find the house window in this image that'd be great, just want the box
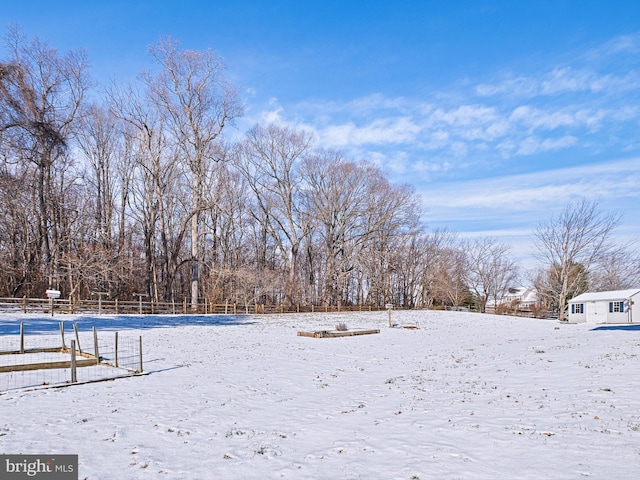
[571,303,584,314]
[609,301,624,313]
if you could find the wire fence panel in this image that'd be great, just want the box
[0,324,143,392]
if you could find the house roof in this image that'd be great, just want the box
[486,287,538,307]
[569,289,640,303]
[519,288,538,303]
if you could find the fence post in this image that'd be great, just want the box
[115,299,119,314]
[93,326,100,365]
[20,322,24,354]
[115,332,119,368]
[59,321,66,349]
[138,336,143,374]
[22,295,27,314]
[70,340,77,383]
[73,323,82,355]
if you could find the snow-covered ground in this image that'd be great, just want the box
[1,310,640,479]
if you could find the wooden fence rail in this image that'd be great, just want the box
[0,297,389,315]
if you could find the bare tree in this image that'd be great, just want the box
[77,104,120,249]
[0,162,40,296]
[589,246,640,291]
[534,199,621,320]
[145,36,243,309]
[301,153,378,305]
[200,161,257,303]
[0,26,89,290]
[413,228,459,309]
[109,82,179,301]
[359,175,421,307]
[431,244,470,309]
[465,237,518,313]
[235,123,313,305]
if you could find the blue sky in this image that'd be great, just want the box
[2,0,639,269]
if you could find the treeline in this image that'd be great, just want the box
[0,31,472,309]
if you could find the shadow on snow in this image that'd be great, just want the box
[591,324,640,331]
[0,314,256,335]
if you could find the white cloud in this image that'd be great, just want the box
[502,135,578,156]
[320,122,354,147]
[429,104,498,126]
[345,94,414,113]
[418,130,450,150]
[419,157,640,215]
[475,66,640,98]
[294,94,421,118]
[247,33,640,186]
[540,67,600,95]
[510,106,569,129]
[262,87,638,169]
[319,116,421,147]
[585,33,640,60]
[413,159,452,174]
[305,92,635,163]
[420,104,510,144]
[416,157,640,264]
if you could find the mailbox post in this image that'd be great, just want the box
[386,303,394,328]
[46,289,61,317]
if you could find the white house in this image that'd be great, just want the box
[487,287,538,314]
[500,287,538,309]
[567,289,640,324]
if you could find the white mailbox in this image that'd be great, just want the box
[46,289,61,299]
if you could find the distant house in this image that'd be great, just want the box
[567,289,640,324]
[487,287,538,314]
[501,287,538,310]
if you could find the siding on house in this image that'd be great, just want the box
[568,289,640,324]
[487,287,538,313]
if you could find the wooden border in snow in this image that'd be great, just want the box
[0,358,98,373]
[297,329,380,338]
[0,347,64,355]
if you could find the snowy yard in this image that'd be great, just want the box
[1,310,640,479]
